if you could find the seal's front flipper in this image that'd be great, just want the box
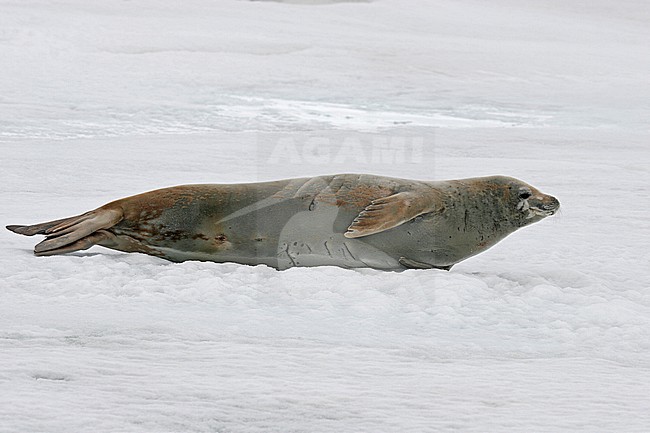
[344,190,443,238]
[399,257,452,271]
[399,257,435,269]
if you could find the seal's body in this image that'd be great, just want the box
[6,174,559,270]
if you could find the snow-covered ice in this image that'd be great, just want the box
[1,0,649,432]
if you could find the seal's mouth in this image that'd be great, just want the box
[518,195,560,219]
[529,205,558,217]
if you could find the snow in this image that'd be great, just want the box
[1,0,649,432]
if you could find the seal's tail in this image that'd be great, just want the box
[7,208,122,256]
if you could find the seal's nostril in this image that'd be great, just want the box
[538,197,560,213]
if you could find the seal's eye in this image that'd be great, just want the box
[519,191,532,199]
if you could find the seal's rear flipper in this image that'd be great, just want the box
[7,208,123,256]
[34,230,117,256]
[6,213,89,236]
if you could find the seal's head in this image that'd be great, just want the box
[494,176,560,227]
